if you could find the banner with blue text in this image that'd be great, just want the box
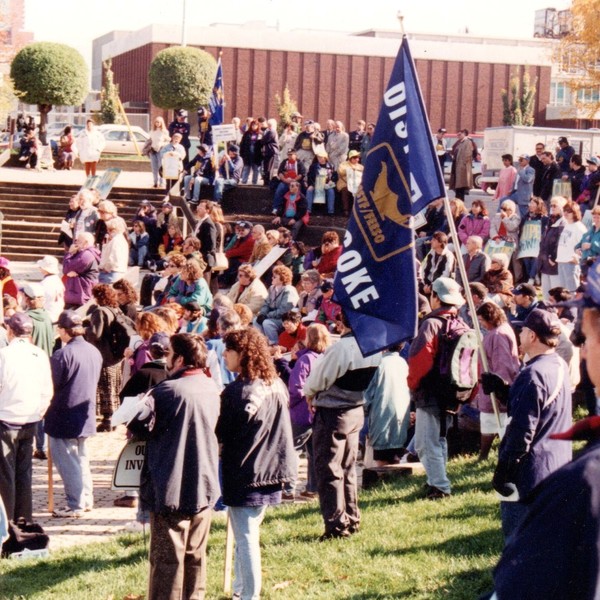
[333,36,445,356]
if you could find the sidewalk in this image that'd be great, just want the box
[1,164,153,189]
[31,426,139,552]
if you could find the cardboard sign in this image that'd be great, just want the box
[80,168,122,200]
[112,441,145,490]
[484,239,515,260]
[253,245,288,277]
[212,124,237,143]
[518,220,542,259]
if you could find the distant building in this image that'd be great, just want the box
[94,21,600,131]
[0,0,32,70]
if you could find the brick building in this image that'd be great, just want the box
[97,22,559,133]
[0,0,32,69]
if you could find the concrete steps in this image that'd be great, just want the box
[0,180,348,261]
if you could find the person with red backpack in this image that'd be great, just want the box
[408,277,478,500]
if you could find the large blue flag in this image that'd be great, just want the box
[333,36,446,356]
[209,56,224,126]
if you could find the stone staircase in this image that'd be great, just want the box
[0,181,347,261]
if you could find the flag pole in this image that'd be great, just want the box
[442,193,502,428]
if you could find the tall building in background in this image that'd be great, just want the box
[0,0,32,69]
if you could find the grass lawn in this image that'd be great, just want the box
[0,455,502,599]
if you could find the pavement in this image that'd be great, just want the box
[0,163,153,189]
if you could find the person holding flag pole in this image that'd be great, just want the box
[209,54,228,179]
[330,31,501,459]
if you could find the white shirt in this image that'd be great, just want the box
[0,338,52,424]
[556,221,588,264]
[40,274,65,323]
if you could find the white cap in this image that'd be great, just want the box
[36,255,59,275]
[22,282,45,298]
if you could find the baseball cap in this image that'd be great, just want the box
[22,282,45,299]
[5,312,33,336]
[197,143,210,153]
[37,255,59,275]
[558,136,568,144]
[0,257,10,269]
[176,109,188,118]
[287,148,296,154]
[304,119,314,125]
[437,128,447,133]
[348,150,361,159]
[235,220,252,230]
[162,202,174,210]
[149,332,170,352]
[291,112,302,118]
[588,156,600,166]
[518,153,530,161]
[512,283,537,297]
[140,199,151,206]
[432,277,465,306]
[228,144,239,154]
[197,107,207,117]
[515,308,561,339]
[57,310,84,329]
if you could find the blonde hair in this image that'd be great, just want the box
[305,323,331,353]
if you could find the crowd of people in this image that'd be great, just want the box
[4,125,600,598]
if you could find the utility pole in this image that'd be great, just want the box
[181,0,187,46]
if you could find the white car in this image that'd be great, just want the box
[85,124,149,155]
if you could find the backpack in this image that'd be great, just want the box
[432,315,479,412]
[103,307,137,362]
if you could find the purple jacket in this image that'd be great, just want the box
[458,213,491,245]
[288,348,319,428]
[63,246,101,307]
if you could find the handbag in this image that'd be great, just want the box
[211,223,229,272]
[1,518,49,558]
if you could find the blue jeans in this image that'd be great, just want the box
[183,175,211,201]
[414,406,452,494]
[557,261,581,292]
[242,164,260,185]
[520,257,538,281]
[254,317,282,344]
[273,182,289,212]
[149,151,163,186]
[99,271,123,284]
[49,436,93,511]
[306,187,335,214]
[35,420,46,452]
[228,505,267,600]
[129,246,148,267]
[213,178,237,202]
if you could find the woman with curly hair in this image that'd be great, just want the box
[254,265,299,344]
[85,284,131,431]
[126,311,168,376]
[112,278,139,321]
[216,328,295,600]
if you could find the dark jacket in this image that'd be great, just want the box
[45,336,103,439]
[216,377,296,506]
[487,439,600,600]
[540,161,561,202]
[119,360,168,400]
[538,216,565,275]
[277,191,308,222]
[84,305,127,366]
[132,368,221,515]
[498,352,572,498]
[239,130,263,166]
[195,216,217,267]
[306,160,336,188]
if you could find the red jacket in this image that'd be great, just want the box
[317,246,342,276]
[226,234,254,262]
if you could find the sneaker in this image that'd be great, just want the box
[122,520,145,533]
[298,490,318,501]
[33,450,47,460]
[426,486,450,500]
[113,495,138,508]
[282,492,295,502]
[18,155,28,161]
[25,163,30,169]
[52,506,84,519]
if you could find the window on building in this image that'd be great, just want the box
[576,86,600,104]
[550,81,572,106]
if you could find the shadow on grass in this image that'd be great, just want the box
[368,527,502,559]
[0,538,146,597]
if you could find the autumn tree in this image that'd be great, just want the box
[275,84,299,133]
[559,0,600,116]
[10,42,88,145]
[501,72,537,126]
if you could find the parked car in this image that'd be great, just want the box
[76,124,149,155]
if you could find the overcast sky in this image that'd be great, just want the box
[24,0,571,66]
